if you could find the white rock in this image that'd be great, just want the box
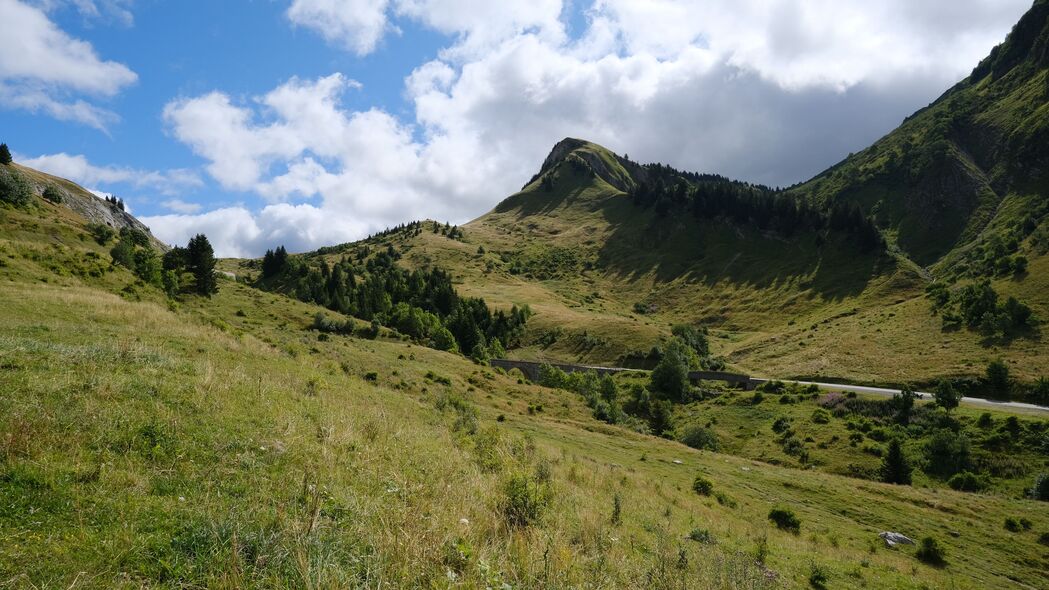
[879,532,915,547]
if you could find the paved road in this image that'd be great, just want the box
[751,378,1049,415]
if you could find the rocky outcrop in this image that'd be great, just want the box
[16,164,166,250]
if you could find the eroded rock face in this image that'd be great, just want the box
[19,164,166,250]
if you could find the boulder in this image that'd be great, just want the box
[879,532,915,547]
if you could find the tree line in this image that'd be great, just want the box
[259,243,529,358]
[106,227,217,297]
[629,163,884,251]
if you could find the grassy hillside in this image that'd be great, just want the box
[3,166,1049,589]
[364,138,1046,387]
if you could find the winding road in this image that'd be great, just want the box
[751,379,1049,415]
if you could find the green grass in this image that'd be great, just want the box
[2,187,1049,588]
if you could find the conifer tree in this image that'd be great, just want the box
[881,439,913,485]
[0,143,11,165]
[187,234,218,296]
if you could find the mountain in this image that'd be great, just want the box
[370,3,1049,386]
[4,157,1048,590]
[790,0,1049,271]
[4,6,1049,587]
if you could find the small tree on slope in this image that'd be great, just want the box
[187,234,218,296]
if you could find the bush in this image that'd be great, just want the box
[947,471,988,492]
[692,475,714,496]
[923,429,971,477]
[0,166,31,206]
[811,408,831,424]
[1004,517,1021,532]
[1038,532,1049,546]
[649,338,692,401]
[86,223,116,245]
[688,528,715,544]
[502,473,550,528]
[1031,473,1049,501]
[915,536,947,566]
[768,507,800,534]
[680,425,719,451]
[808,563,829,589]
[42,185,63,204]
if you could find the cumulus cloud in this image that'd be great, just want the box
[18,152,203,196]
[286,0,565,58]
[286,0,392,55]
[0,0,136,129]
[157,0,1032,256]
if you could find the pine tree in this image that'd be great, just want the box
[0,143,12,165]
[881,439,913,485]
[934,379,961,416]
[186,234,218,296]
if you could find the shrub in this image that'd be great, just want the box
[1031,473,1049,501]
[0,166,31,206]
[714,491,737,508]
[1004,517,1021,532]
[1038,532,1049,546]
[811,408,831,424]
[947,471,988,492]
[502,473,550,528]
[768,507,800,534]
[87,223,116,245]
[42,185,63,204]
[915,536,946,566]
[771,417,792,434]
[649,338,692,401]
[985,360,1011,398]
[680,425,719,451]
[923,429,971,477]
[688,528,715,544]
[808,563,829,589]
[692,474,714,496]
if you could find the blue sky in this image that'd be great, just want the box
[0,0,1035,256]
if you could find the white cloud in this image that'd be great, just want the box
[161,199,202,214]
[18,152,203,195]
[0,0,136,129]
[157,0,1034,257]
[286,0,565,58]
[140,204,369,257]
[286,0,392,56]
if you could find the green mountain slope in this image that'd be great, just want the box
[789,0,1049,271]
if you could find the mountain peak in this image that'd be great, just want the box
[529,138,640,193]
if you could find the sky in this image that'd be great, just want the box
[0,0,1036,257]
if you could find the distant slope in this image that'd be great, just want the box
[789,0,1049,271]
[5,162,164,249]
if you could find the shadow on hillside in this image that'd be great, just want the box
[593,200,885,302]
